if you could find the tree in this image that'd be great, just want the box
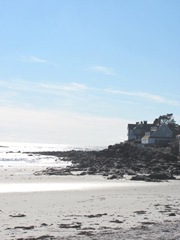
[153,113,180,136]
[153,113,175,125]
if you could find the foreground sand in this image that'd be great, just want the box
[0,166,180,240]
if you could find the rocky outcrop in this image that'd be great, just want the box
[34,167,72,176]
[33,142,180,181]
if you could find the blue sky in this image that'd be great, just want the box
[0,0,180,146]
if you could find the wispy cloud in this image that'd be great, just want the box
[0,79,90,112]
[20,55,47,64]
[39,82,88,92]
[91,65,115,76]
[0,79,89,95]
[106,89,180,106]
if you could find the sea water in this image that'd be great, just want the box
[0,142,106,168]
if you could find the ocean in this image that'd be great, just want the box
[0,142,106,168]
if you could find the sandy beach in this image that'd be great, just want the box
[1,166,180,240]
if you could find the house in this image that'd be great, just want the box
[127,124,137,141]
[127,121,154,141]
[127,114,180,147]
[141,124,174,146]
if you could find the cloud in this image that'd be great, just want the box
[0,106,128,145]
[91,65,115,75]
[20,55,47,64]
[0,79,90,110]
[39,82,89,92]
[0,79,94,115]
[106,89,180,106]
[0,79,89,93]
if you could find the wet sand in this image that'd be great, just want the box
[0,166,180,240]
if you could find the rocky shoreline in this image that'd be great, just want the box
[33,142,180,182]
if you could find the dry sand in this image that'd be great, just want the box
[0,166,180,240]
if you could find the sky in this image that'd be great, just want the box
[0,0,180,146]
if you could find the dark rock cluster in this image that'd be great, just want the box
[34,167,72,176]
[33,142,180,181]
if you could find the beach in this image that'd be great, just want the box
[1,166,180,240]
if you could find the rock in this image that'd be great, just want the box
[17,235,55,240]
[127,169,136,175]
[107,175,118,180]
[102,172,108,176]
[79,171,87,175]
[131,175,151,181]
[32,142,180,181]
[78,231,94,236]
[110,219,124,223]
[131,172,176,182]
[34,167,72,176]
[169,213,176,216]
[149,172,176,180]
[84,213,107,218]
[14,225,35,230]
[9,213,26,218]
[134,210,147,214]
[41,223,48,227]
[58,222,81,229]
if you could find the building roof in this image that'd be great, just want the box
[150,124,173,139]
